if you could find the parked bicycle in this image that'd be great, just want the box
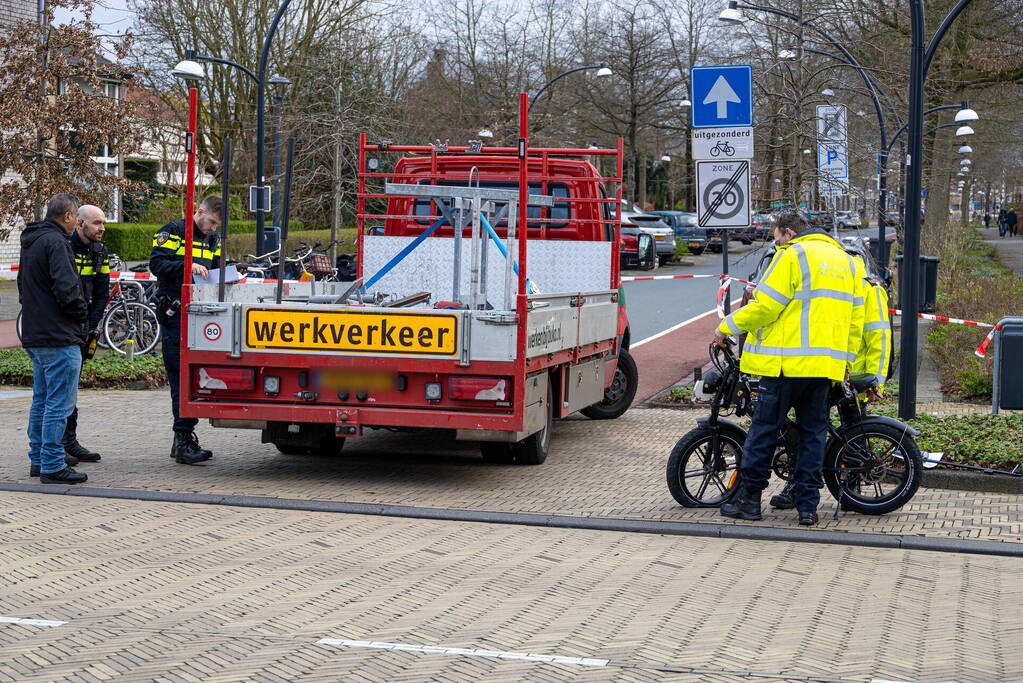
[665,341,923,515]
[101,276,161,356]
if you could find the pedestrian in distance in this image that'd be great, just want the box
[998,208,1007,238]
[714,213,864,526]
[149,195,222,465]
[1007,208,1018,237]
[983,212,991,229]
[17,194,90,484]
[62,204,110,465]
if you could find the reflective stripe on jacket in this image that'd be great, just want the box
[851,257,891,387]
[149,218,221,297]
[719,231,865,382]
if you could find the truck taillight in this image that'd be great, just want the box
[198,367,255,391]
[448,376,507,401]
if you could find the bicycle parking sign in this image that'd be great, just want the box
[691,126,754,159]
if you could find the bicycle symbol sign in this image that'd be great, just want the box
[696,160,751,228]
[709,140,735,157]
[691,126,753,160]
[203,322,222,342]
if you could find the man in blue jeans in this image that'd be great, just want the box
[17,194,90,484]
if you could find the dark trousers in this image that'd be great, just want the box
[159,311,197,433]
[740,376,832,513]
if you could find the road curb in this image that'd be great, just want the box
[1,481,1020,558]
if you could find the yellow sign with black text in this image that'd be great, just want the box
[244,308,459,356]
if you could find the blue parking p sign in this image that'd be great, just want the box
[691,65,753,128]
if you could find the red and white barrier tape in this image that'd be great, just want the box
[622,272,755,285]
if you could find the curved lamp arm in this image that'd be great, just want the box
[886,103,967,151]
[529,63,609,113]
[185,51,258,84]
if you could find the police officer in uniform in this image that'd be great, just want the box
[63,204,111,465]
[715,214,864,526]
[150,195,222,464]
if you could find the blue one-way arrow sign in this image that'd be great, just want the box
[690,65,753,128]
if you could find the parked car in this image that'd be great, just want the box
[750,212,776,241]
[805,210,833,227]
[622,207,676,266]
[705,227,726,252]
[649,210,708,255]
[836,211,861,230]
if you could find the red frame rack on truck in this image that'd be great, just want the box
[178,93,637,464]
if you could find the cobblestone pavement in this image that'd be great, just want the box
[1,390,1019,544]
[1,492,1021,682]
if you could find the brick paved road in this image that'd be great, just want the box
[0,390,1020,543]
[1,492,1020,682]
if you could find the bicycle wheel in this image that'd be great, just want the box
[823,422,923,515]
[666,426,744,507]
[103,302,161,356]
[710,146,720,157]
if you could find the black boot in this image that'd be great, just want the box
[62,411,99,462]
[770,481,796,509]
[63,437,101,463]
[169,433,212,460]
[798,510,819,526]
[720,486,763,521]
[171,432,212,465]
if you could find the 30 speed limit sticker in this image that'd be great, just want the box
[203,322,222,341]
[696,159,751,229]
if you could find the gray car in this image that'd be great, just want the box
[622,208,676,266]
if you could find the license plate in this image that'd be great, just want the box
[655,235,666,241]
[244,307,460,356]
[688,242,702,248]
[711,236,722,242]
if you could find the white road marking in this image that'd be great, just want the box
[631,298,742,349]
[317,638,609,667]
[0,616,67,627]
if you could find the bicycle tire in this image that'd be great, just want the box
[823,422,922,515]
[103,302,161,356]
[710,146,720,157]
[666,426,744,507]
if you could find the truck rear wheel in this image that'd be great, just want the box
[512,380,553,465]
[581,349,638,420]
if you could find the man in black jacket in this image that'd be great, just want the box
[150,195,222,464]
[63,204,111,464]
[17,194,90,484]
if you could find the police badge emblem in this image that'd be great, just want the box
[156,232,170,245]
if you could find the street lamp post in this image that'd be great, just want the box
[269,75,291,232]
[172,33,295,256]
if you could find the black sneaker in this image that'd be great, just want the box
[798,510,819,526]
[169,432,212,460]
[64,453,79,467]
[30,465,40,477]
[39,467,88,485]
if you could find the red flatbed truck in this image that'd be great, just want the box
[178,93,638,464]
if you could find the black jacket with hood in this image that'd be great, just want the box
[17,218,89,347]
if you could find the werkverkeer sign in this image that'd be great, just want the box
[691,126,753,160]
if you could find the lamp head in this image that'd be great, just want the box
[961,159,972,165]
[268,75,291,95]
[661,155,671,162]
[955,125,975,137]
[719,1,743,23]
[171,59,204,82]
[778,49,797,60]
[595,66,613,78]
[958,145,972,154]
[821,88,835,97]
[679,99,692,107]
[954,102,978,122]
[477,129,494,138]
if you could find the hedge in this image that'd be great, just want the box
[103,219,307,261]
[0,348,166,389]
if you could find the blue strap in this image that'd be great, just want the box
[480,214,532,293]
[362,217,445,292]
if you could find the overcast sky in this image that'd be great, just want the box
[54,0,135,35]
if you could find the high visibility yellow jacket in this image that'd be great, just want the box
[850,256,892,387]
[720,231,865,382]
